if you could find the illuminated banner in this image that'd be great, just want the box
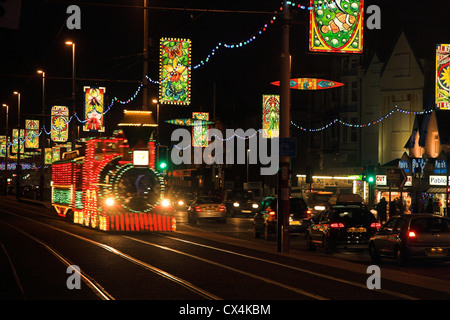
[12,129,24,153]
[271,78,344,90]
[83,86,106,132]
[0,136,6,157]
[51,106,69,142]
[25,119,39,148]
[159,37,191,105]
[309,0,364,53]
[436,44,450,109]
[192,112,209,147]
[45,148,52,164]
[262,95,280,138]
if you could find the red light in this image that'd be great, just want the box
[371,222,381,229]
[330,223,344,228]
[194,206,202,212]
[269,211,276,216]
[447,187,450,193]
[219,205,225,211]
[408,231,416,238]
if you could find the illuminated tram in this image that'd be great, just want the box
[51,111,176,232]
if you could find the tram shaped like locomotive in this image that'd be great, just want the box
[51,111,176,232]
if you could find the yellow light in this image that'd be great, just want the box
[105,197,115,207]
[65,41,73,45]
[161,199,171,207]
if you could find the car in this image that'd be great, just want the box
[305,205,380,253]
[306,191,333,218]
[369,214,450,266]
[187,196,227,224]
[174,192,196,210]
[224,189,259,216]
[253,196,309,240]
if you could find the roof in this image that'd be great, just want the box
[403,113,431,148]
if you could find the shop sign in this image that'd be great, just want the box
[412,158,427,173]
[376,175,387,186]
[405,176,412,187]
[399,160,410,173]
[429,175,450,186]
[434,160,447,174]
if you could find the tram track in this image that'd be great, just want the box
[1,199,449,300]
[0,206,221,300]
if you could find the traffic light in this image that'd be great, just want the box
[158,161,168,171]
[367,165,375,184]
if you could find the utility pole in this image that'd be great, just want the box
[277,2,290,252]
[142,0,149,111]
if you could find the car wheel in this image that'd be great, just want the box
[369,243,381,264]
[305,233,316,251]
[395,246,408,267]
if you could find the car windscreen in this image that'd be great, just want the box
[332,208,374,224]
[410,217,450,233]
[196,197,222,204]
[289,198,307,218]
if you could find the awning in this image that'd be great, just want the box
[426,187,447,194]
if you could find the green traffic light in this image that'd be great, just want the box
[159,162,167,169]
[368,176,374,183]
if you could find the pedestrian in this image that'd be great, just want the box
[376,197,387,223]
[425,198,434,213]
[389,200,397,217]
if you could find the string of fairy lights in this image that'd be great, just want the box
[2,0,436,149]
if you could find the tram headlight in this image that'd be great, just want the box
[105,197,115,207]
[161,198,171,207]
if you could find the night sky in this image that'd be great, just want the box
[1,0,450,146]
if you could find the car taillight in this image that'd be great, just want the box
[371,222,381,229]
[194,206,202,212]
[408,231,417,242]
[306,210,312,219]
[330,223,345,228]
[219,205,225,211]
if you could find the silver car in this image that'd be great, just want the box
[369,214,450,266]
[187,196,227,224]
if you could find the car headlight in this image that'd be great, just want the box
[178,200,184,206]
[233,202,239,207]
[252,203,259,209]
[314,205,326,211]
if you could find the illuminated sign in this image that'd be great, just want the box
[83,86,106,132]
[25,119,39,148]
[51,106,69,142]
[271,78,344,90]
[192,112,209,147]
[159,37,191,105]
[262,95,280,138]
[133,150,149,166]
[436,44,450,109]
[309,0,364,53]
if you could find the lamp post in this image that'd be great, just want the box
[37,69,46,201]
[65,41,76,150]
[2,104,8,196]
[13,91,21,200]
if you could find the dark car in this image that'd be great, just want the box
[253,196,309,240]
[225,190,259,216]
[369,214,450,266]
[305,205,380,253]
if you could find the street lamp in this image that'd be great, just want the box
[65,41,76,150]
[2,104,8,195]
[152,99,159,141]
[13,91,21,200]
[37,69,46,201]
